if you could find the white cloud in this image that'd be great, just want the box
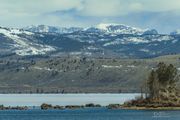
[141,0,180,12]
[80,0,146,16]
[129,3,143,12]
[80,0,124,16]
[0,0,83,27]
[0,0,83,14]
[1,0,180,17]
[79,0,180,17]
[0,0,180,32]
[1,0,180,18]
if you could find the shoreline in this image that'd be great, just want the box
[0,104,180,110]
[105,104,180,110]
[121,106,180,110]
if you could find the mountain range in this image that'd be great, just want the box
[0,24,180,93]
[0,23,180,58]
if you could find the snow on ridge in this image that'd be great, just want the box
[96,23,145,35]
[24,25,83,34]
[103,37,149,47]
[87,46,99,50]
[0,27,34,35]
[127,65,136,68]
[0,27,55,56]
[10,29,34,35]
[151,35,174,42]
[94,23,159,35]
[125,37,149,43]
[139,49,150,53]
[33,66,54,71]
[96,23,120,30]
[14,44,55,56]
[102,65,138,69]
[102,65,122,68]
[23,24,158,36]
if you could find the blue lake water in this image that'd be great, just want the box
[0,108,179,120]
[0,94,179,120]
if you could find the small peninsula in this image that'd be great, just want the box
[120,62,180,110]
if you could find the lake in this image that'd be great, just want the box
[0,93,141,106]
[0,94,179,120]
[0,108,179,120]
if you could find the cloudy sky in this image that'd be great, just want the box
[1,0,180,33]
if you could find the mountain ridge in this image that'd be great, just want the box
[23,23,159,35]
[0,24,180,58]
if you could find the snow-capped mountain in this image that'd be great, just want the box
[24,23,158,35]
[23,25,83,34]
[0,27,55,56]
[0,24,180,58]
[94,23,158,35]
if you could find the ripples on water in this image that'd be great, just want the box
[0,108,179,120]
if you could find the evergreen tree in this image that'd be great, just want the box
[148,70,159,99]
[147,62,179,100]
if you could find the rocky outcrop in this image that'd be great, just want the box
[41,103,64,110]
[0,105,28,110]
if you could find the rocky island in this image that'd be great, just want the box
[0,105,28,110]
[40,103,102,110]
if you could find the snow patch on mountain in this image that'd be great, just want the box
[151,35,174,42]
[0,27,55,56]
[24,25,83,34]
[139,49,150,53]
[124,37,149,44]
[102,65,122,68]
[96,23,120,30]
[0,27,33,35]
[103,37,149,46]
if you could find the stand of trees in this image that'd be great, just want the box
[147,62,179,103]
